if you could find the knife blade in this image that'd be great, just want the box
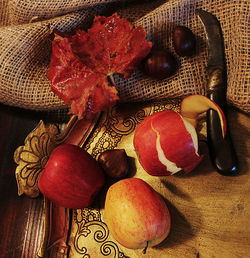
[196,9,239,176]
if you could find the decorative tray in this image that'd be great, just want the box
[14,99,211,258]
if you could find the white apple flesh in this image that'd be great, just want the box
[104,178,171,250]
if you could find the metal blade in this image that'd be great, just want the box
[196,9,225,73]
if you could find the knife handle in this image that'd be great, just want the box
[206,70,239,175]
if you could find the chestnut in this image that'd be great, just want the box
[173,25,196,57]
[144,49,178,80]
[98,149,129,179]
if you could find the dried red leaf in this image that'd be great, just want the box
[48,13,152,119]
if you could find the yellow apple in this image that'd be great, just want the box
[104,178,171,250]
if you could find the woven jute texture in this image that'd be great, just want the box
[0,0,249,113]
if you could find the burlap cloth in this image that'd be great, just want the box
[0,0,249,114]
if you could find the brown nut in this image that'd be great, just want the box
[173,25,196,57]
[98,149,129,179]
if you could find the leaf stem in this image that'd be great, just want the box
[108,74,116,87]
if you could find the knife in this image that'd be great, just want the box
[196,9,239,176]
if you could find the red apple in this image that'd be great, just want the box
[104,178,171,250]
[38,144,105,209]
[133,94,227,176]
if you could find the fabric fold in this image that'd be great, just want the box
[0,0,249,113]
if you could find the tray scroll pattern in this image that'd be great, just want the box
[14,120,59,198]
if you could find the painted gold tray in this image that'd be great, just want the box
[14,99,210,258]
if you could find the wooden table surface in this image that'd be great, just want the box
[0,103,249,258]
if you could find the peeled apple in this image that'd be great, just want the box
[133,110,202,176]
[133,94,226,176]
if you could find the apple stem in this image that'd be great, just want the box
[142,241,148,254]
